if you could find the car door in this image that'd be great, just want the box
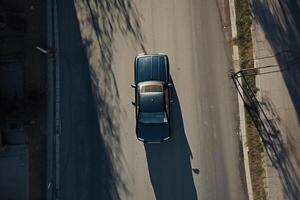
[164,86,170,119]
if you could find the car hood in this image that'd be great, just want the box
[137,122,170,143]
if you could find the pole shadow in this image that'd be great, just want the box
[249,1,300,199]
[250,0,300,120]
[259,95,300,200]
[232,70,300,199]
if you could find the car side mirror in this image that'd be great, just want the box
[131,84,136,88]
[168,83,174,87]
[131,101,136,106]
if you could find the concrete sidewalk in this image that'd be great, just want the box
[0,145,29,200]
[250,0,300,199]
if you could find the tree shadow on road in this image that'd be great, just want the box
[76,0,145,198]
[59,0,145,199]
[144,83,198,200]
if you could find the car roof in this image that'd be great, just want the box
[135,54,168,83]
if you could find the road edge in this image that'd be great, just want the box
[53,0,61,198]
[46,0,54,199]
[228,0,254,199]
[47,0,61,199]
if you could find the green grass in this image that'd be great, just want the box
[235,0,266,199]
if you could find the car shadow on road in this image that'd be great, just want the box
[144,84,198,200]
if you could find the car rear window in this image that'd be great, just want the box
[141,85,163,93]
[139,112,168,123]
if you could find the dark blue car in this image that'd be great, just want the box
[131,53,173,143]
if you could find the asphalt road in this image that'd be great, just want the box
[57,0,247,199]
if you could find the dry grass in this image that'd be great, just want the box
[235,0,266,199]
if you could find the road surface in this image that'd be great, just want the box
[57,0,247,199]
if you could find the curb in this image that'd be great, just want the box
[53,0,61,198]
[228,0,254,199]
[46,0,61,199]
[46,0,54,199]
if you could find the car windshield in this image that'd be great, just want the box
[138,112,168,124]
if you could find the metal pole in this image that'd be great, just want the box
[232,49,300,78]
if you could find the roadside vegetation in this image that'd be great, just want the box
[235,0,266,199]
